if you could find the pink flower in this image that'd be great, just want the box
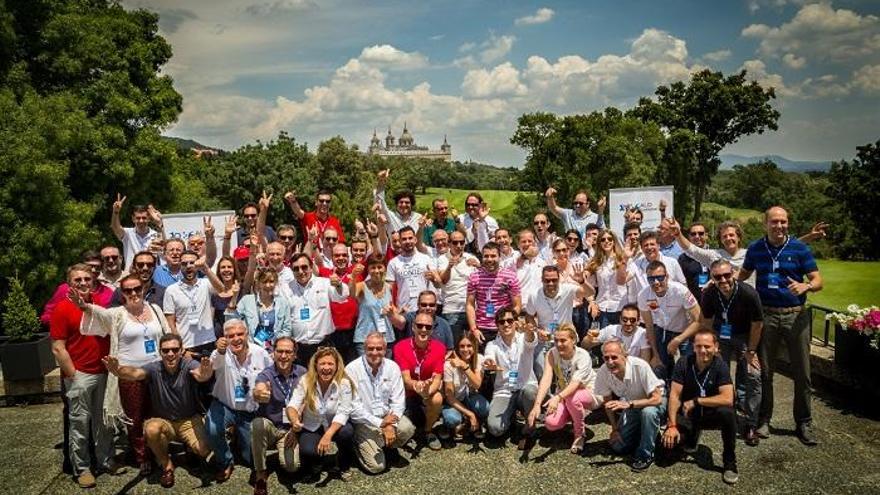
[866,310,880,329]
[851,319,866,332]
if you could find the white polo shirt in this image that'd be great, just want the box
[637,281,698,333]
[594,356,664,402]
[163,278,215,348]
[628,254,686,303]
[515,254,546,309]
[286,275,350,344]
[525,283,578,331]
[288,379,353,432]
[211,343,272,412]
[484,332,538,398]
[441,253,477,314]
[121,227,160,271]
[345,357,406,428]
[596,324,650,356]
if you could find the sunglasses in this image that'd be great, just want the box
[279,235,295,241]
[566,237,580,242]
[419,303,437,308]
[689,231,707,237]
[72,276,93,283]
[573,201,586,206]
[121,286,143,294]
[134,261,155,269]
[498,317,516,325]
[450,240,466,245]
[414,323,432,330]
[160,347,181,355]
[620,316,638,324]
[647,275,667,283]
[317,199,332,204]
[102,255,119,261]
[712,272,733,281]
[324,237,338,242]
[600,237,614,243]
[243,214,258,219]
[292,265,310,272]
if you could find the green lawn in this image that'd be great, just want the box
[414,188,521,219]
[702,201,763,223]
[807,260,880,343]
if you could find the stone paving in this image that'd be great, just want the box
[1,373,878,495]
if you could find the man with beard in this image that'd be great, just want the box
[375,169,422,235]
[285,190,346,251]
[467,242,521,347]
[236,201,277,245]
[110,251,165,307]
[103,334,214,488]
[386,226,436,312]
[422,198,456,247]
[163,250,223,356]
[318,243,362,362]
[110,194,164,270]
[583,304,651,361]
[98,245,126,288]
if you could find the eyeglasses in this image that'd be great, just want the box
[291,265,310,272]
[134,261,155,269]
[543,278,559,284]
[600,237,614,243]
[689,231,707,237]
[499,317,516,325]
[121,286,143,294]
[620,316,638,324]
[279,235,295,241]
[647,275,667,283]
[323,237,338,242]
[450,240,466,245]
[160,347,181,355]
[102,255,119,261]
[317,199,332,204]
[573,201,586,206]
[414,323,432,330]
[712,272,733,281]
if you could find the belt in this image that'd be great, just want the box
[763,305,804,314]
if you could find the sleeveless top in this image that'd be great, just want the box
[354,282,394,344]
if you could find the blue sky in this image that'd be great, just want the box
[126,0,880,166]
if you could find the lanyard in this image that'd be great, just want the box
[763,236,790,269]
[717,282,739,322]
[410,338,428,376]
[691,364,711,397]
[275,370,295,402]
[179,281,200,311]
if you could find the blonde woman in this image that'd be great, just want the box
[441,333,488,441]
[72,274,171,475]
[527,324,598,453]
[286,347,355,481]
[585,230,633,328]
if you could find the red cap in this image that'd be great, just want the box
[233,246,250,260]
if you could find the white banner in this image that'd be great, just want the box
[163,210,237,268]
[609,186,674,234]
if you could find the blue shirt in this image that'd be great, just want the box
[404,312,453,350]
[152,265,183,288]
[743,236,817,308]
[660,241,684,259]
[255,363,307,428]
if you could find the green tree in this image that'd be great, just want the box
[826,140,880,260]
[630,69,780,222]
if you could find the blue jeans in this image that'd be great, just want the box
[442,392,490,429]
[573,305,591,340]
[444,311,468,343]
[653,326,692,379]
[206,400,255,468]
[598,311,620,329]
[610,399,667,462]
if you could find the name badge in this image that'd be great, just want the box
[767,272,781,290]
[719,323,732,340]
[254,326,272,344]
[282,412,290,424]
[299,307,311,321]
[234,383,247,403]
[144,339,157,354]
[414,365,421,377]
[548,321,559,333]
[260,315,271,327]
[485,302,495,317]
[507,370,519,387]
[772,260,780,271]
[697,272,709,287]
[699,388,707,398]
[187,310,200,326]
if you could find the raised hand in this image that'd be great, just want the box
[659,198,668,212]
[351,263,365,278]
[259,190,273,211]
[190,356,212,381]
[478,202,491,220]
[112,193,126,213]
[596,195,606,212]
[66,286,87,309]
[366,220,379,237]
[225,214,238,236]
[203,216,215,237]
[284,191,298,204]
[377,168,390,184]
[216,336,229,354]
[147,204,163,225]
[544,187,557,198]
[194,256,208,271]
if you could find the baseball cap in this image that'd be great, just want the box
[233,246,250,260]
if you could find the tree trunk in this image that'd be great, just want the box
[692,183,705,222]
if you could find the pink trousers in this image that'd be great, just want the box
[544,388,596,438]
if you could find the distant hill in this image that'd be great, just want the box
[162,135,221,152]
[720,154,832,172]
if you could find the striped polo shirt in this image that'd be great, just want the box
[743,236,817,308]
[467,267,521,329]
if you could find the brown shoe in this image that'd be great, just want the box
[77,471,97,488]
[253,479,268,495]
[215,463,234,483]
[745,428,760,447]
[160,468,175,488]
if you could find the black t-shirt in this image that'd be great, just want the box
[700,281,763,337]
[678,252,706,300]
[672,354,732,402]
[142,358,202,421]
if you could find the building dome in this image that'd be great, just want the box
[399,121,414,146]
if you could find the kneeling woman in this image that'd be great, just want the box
[441,334,489,440]
[528,324,598,453]
[287,347,355,481]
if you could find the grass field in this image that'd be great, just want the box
[414,188,521,219]
[702,201,763,223]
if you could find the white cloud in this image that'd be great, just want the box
[244,0,316,16]
[852,64,880,94]
[742,2,880,62]
[480,34,516,64]
[740,59,799,97]
[515,7,555,26]
[701,49,732,62]
[458,42,476,53]
[462,62,528,98]
[358,44,428,69]
[782,53,806,69]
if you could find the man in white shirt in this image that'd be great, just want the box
[375,169,422,235]
[440,231,478,341]
[532,213,557,261]
[456,192,498,252]
[629,231,686,303]
[638,260,701,378]
[285,253,349,366]
[583,304,651,361]
[594,340,666,472]
[495,228,520,270]
[515,230,546,309]
[386,226,435,312]
[206,320,273,482]
[110,194,164,270]
[544,187,606,238]
[346,332,416,474]
[163,251,220,356]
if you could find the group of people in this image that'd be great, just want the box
[46,170,825,492]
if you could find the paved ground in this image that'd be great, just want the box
[2,373,878,495]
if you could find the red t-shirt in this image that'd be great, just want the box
[317,266,361,331]
[49,299,110,375]
[301,211,345,245]
[393,338,446,395]
[41,282,114,325]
